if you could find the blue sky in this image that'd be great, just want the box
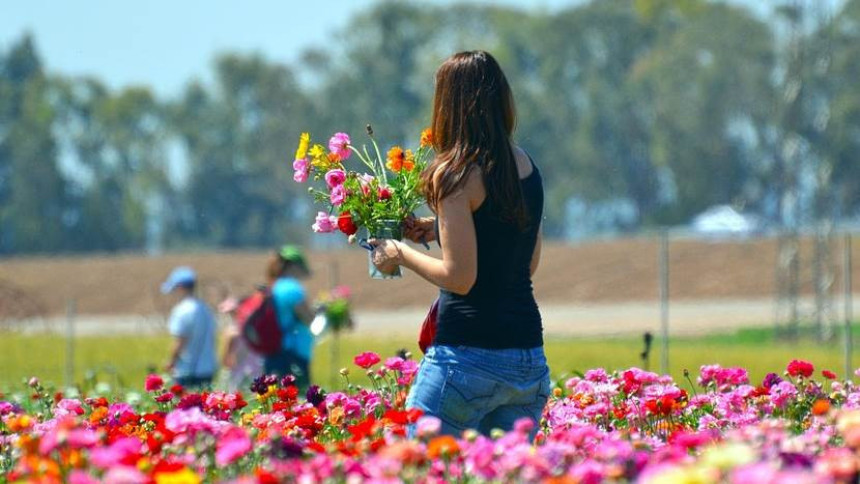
[0,0,574,96]
[1,0,843,97]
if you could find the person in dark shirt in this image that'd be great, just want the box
[370,50,549,439]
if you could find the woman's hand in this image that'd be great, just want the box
[368,238,404,275]
[403,215,437,243]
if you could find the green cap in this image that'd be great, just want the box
[279,245,309,272]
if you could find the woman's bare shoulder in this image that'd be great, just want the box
[511,144,534,178]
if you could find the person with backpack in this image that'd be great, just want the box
[264,245,315,390]
[161,266,218,389]
[217,296,263,392]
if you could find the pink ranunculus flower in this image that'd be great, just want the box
[216,426,252,466]
[416,416,442,438]
[312,211,338,233]
[145,374,164,392]
[325,169,346,188]
[293,158,308,172]
[69,470,99,484]
[384,357,405,372]
[328,132,351,160]
[90,437,143,469]
[330,184,346,206]
[293,158,309,183]
[354,351,381,369]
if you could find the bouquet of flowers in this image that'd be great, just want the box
[311,285,354,336]
[292,126,433,278]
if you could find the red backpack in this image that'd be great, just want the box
[237,290,283,356]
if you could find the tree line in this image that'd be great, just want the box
[1,0,858,255]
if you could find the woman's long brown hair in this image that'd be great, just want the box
[421,50,527,229]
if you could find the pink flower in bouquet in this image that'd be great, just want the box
[354,351,381,369]
[293,158,309,183]
[330,185,346,206]
[331,285,351,299]
[328,132,351,160]
[145,374,164,392]
[312,212,338,233]
[325,169,346,189]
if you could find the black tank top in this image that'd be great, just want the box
[434,155,544,349]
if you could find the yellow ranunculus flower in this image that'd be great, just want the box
[700,442,755,469]
[295,132,310,160]
[154,467,202,484]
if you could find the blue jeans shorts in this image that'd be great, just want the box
[406,345,550,438]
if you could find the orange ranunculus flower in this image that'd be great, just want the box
[403,149,415,172]
[427,435,460,459]
[812,399,831,416]
[89,406,108,424]
[420,128,433,148]
[387,146,405,172]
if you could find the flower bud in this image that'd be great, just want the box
[339,368,350,376]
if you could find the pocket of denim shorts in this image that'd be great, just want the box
[439,367,499,427]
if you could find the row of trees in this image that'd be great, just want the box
[1,0,859,254]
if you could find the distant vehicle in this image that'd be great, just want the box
[690,205,762,238]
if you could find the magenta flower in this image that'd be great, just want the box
[330,184,346,206]
[328,132,351,160]
[353,351,381,369]
[325,169,346,189]
[293,158,309,183]
[90,437,142,469]
[312,212,338,233]
[145,374,164,392]
[216,426,252,466]
[68,470,99,484]
[787,359,814,378]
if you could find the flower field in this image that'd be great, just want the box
[2,355,860,483]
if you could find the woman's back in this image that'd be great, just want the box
[435,149,543,349]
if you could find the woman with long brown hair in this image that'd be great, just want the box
[370,50,548,438]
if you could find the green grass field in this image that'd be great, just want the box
[1,325,857,393]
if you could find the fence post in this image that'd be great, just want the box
[845,234,853,380]
[660,230,670,375]
[65,298,76,388]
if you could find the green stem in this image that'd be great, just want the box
[370,137,387,185]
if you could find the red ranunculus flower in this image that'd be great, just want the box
[354,351,381,369]
[338,211,358,235]
[787,359,814,378]
[822,369,837,380]
[145,374,164,392]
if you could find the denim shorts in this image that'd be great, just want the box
[406,345,550,438]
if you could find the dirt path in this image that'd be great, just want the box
[17,296,852,338]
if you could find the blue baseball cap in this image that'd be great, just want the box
[160,266,197,294]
